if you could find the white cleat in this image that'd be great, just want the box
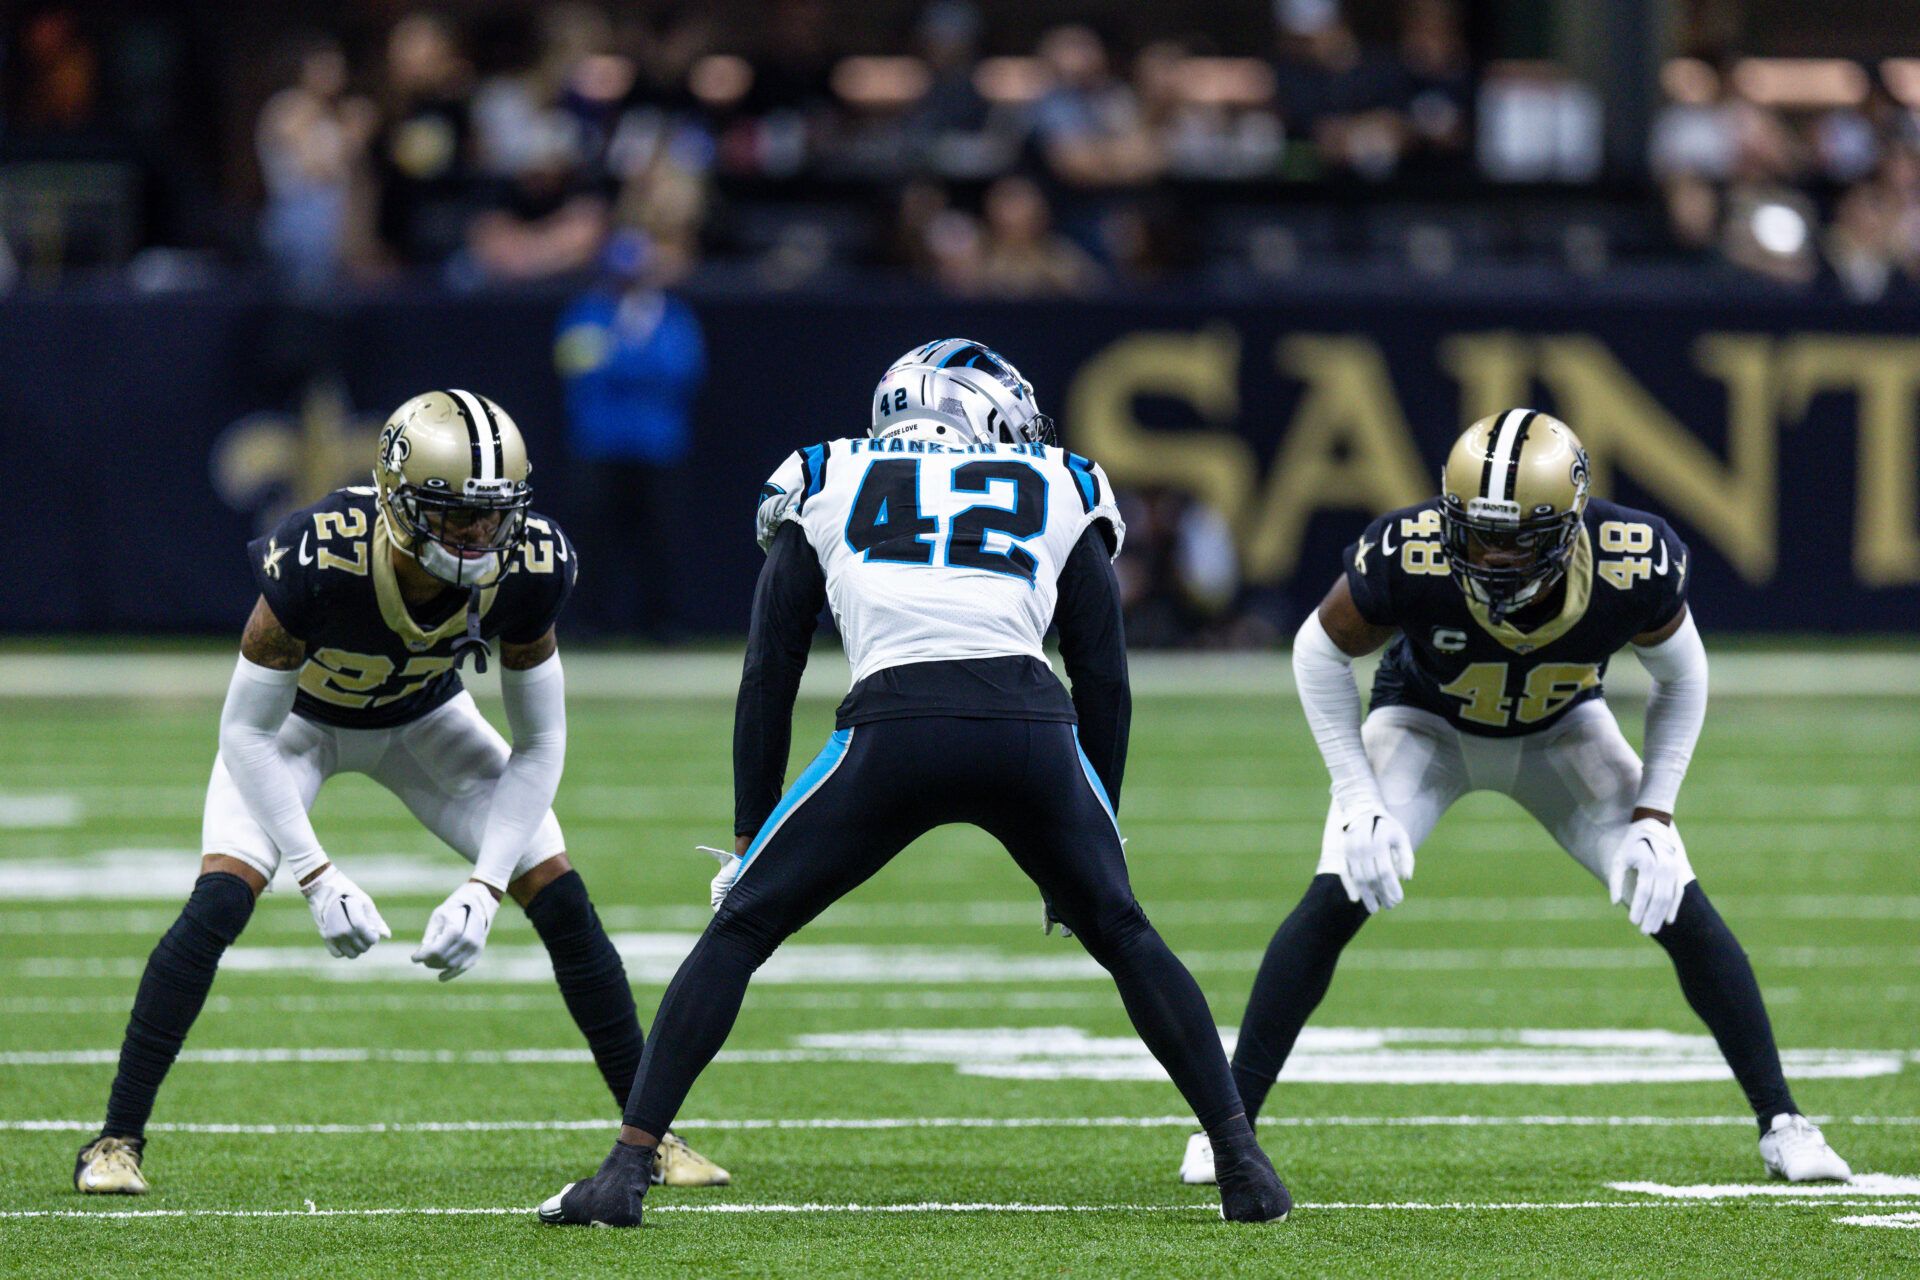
[653,1131,731,1187]
[1179,1131,1217,1186]
[536,1182,575,1221]
[74,1137,149,1195]
[1759,1114,1852,1182]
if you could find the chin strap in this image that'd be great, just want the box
[451,586,490,673]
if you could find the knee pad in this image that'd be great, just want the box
[523,871,629,981]
[1272,874,1371,951]
[1065,897,1154,963]
[523,870,593,941]
[171,872,256,959]
[708,903,788,970]
[1652,883,1736,956]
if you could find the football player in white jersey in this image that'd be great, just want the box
[539,340,1293,1227]
[1179,411,1850,1187]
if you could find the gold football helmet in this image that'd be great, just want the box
[373,390,533,589]
[1439,409,1590,619]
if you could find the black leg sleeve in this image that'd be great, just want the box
[101,872,255,1140]
[625,726,921,1137]
[524,871,646,1108]
[1653,882,1798,1127]
[1073,900,1252,1138]
[621,908,781,1137]
[1230,874,1370,1124]
[990,725,1246,1138]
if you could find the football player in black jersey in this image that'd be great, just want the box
[1179,411,1851,1187]
[74,391,726,1195]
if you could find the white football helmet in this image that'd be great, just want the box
[870,339,1057,447]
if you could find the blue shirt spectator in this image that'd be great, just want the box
[554,229,707,637]
[554,241,706,465]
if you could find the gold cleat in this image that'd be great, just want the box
[74,1137,149,1195]
[652,1131,730,1187]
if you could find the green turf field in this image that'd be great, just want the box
[2,652,1918,1277]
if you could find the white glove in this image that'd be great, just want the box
[1609,817,1687,936]
[1339,807,1414,914]
[698,845,746,912]
[300,865,392,958]
[412,880,501,981]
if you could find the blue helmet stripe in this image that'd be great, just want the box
[1065,452,1099,512]
[798,443,828,511]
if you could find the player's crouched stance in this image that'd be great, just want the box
[1180,411,1848,1188]
[75,391,723,1195]
[541,341,1290,1227]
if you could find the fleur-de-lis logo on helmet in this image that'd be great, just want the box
[379,420,412,470]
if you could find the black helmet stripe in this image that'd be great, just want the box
[1501,412,1536,505]
[446,388,502,482]
[1481,408,1537,503]
[474,394,507,479]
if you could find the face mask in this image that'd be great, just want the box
[415,538,502,587]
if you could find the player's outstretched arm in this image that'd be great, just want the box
[414,628,566,980]
[731,523,827,846]
[1609,605,1708,934]
[1054,525,1131,809]
[712,523,825,910]
[1294,577,1413,913]
[1628,604,1704,821]
[224,597,391,957]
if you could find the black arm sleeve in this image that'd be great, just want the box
[1054,524,1131,811]
[733,521,828,838]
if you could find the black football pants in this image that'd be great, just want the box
[622,715,1245,1136]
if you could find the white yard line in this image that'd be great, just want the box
[7,1199,1920,1222]
[0,793,81,829]
[0,990,1125,1016]
[1611,1176,1920,1199]
[5,650,1918,701]
[8,1114,1920,1136]
[13,893,1920,936]
[1835,1212,1920,1229]
[14,941,1920,984]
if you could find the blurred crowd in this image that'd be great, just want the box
[10,3,1920,299]
[1652,57,1920,299]
[8,0,1477,297]
[242,0,1476,297]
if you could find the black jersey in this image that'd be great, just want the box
[1344,497,1688,738]
[246,487,577,729]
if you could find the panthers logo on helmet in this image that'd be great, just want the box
[870,338,1056,447]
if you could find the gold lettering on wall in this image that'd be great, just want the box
[1780,337,1920,586]
[1064,325,1908,596]
[1063,326,1253,530]
[1440,331,1531,425]
[1536,335,1776,583]
[1242,336,1430,582]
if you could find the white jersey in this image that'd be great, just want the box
[756,438,1125,685]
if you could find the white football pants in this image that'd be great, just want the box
[1314,698,1696,891]
[201,690,564,886]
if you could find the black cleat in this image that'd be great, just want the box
[537,1140,654,1228]
[1216,1145,1292,1224]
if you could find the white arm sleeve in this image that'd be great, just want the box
[218,656,327,882]
[1292,610,1385,820]
[471,653,567,892]
[1632,609,1707,815]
